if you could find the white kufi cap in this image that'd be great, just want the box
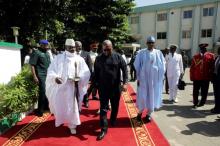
[65,39,75,47]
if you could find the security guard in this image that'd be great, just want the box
[29,40,51,117]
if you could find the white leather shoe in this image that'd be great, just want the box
[70,128,76,134]
[174,98,178,103]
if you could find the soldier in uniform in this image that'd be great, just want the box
[29,40,51,116]
[190,43,215,108]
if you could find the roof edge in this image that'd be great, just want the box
[132,0,220,13]
[0,42,23,49]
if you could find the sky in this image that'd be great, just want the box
[135,0,182,7]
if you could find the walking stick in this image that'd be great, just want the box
[74,61,80,110]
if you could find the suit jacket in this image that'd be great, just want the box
[80,50,92,73]
[214,56,220,83]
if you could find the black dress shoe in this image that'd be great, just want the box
[136,113,142,122]
[85,102,89,108]
[92,96,99,100]
[36,111,43,117]
[192,105,197,109]
[110,119,116,126]
[211,108,220,114]
[145,115,151,123]
[197,104,204,107]
[97,130,107,141]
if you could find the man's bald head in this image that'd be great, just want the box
[75,41,82,53]
[103,40,112,47]
[102,40,113,56]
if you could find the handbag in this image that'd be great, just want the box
[178,79,186,90]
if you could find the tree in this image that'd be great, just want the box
[75,0,135,49]
[0,0,135,49]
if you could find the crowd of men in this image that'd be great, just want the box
[25,35,220,141]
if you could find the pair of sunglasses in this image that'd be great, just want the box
[103,49,111,52]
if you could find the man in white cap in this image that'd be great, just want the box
[134,36,165,122]
[45,39,90,134]
[165,44,184,103]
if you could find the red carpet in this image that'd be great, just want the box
[0,84,169,146]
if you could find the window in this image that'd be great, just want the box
[157,13,167,21]
[157,32,167,39]
[183,10,192,19]
[130,16,139,24]
[182,30,191,38]
[201,29,212,38]
[203,7,214,16]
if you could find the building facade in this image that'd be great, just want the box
[129,0,220,58]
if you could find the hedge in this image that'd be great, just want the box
[0,65,38,119]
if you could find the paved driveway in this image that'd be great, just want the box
[129,68,220,146]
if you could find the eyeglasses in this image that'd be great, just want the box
[147,42,155,44]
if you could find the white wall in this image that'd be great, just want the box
[156,40,167,50]
[191,5,201,56]
[215,2,220,42]
[0,47,21,84]
[181,39,191,50]
[168,9,181,45]
[140,12,156,47]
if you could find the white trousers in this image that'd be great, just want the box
[68,123,77,129]
[168,75,180,100]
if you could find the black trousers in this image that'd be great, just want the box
[83,82,98,103]
[165,72,169,93]
[213,79,220,111]
[99,87,121,131]
[130,66,136,80]
[193,80,210,106]
[38,76,49,113]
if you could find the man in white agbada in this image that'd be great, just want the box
[134,36,165,122]
[165,44,184,103]
[46,39,90,134]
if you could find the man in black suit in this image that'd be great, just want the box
[94,40,128,140]
[211,47,220,114]
[76,41,92,108]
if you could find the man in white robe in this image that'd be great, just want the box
[134,36,166,122]
[166,44,183,103]
[46,39,90,134]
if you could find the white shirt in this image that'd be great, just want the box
[24,55,30,64]
[90,51,98,72]
[166,52,184,77]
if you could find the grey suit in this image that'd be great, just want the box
[80,50,92,73]
[213,56,220,112]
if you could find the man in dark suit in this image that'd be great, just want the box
[76,41,92,108]
[211,47,220,114]
[94,40,128,140]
